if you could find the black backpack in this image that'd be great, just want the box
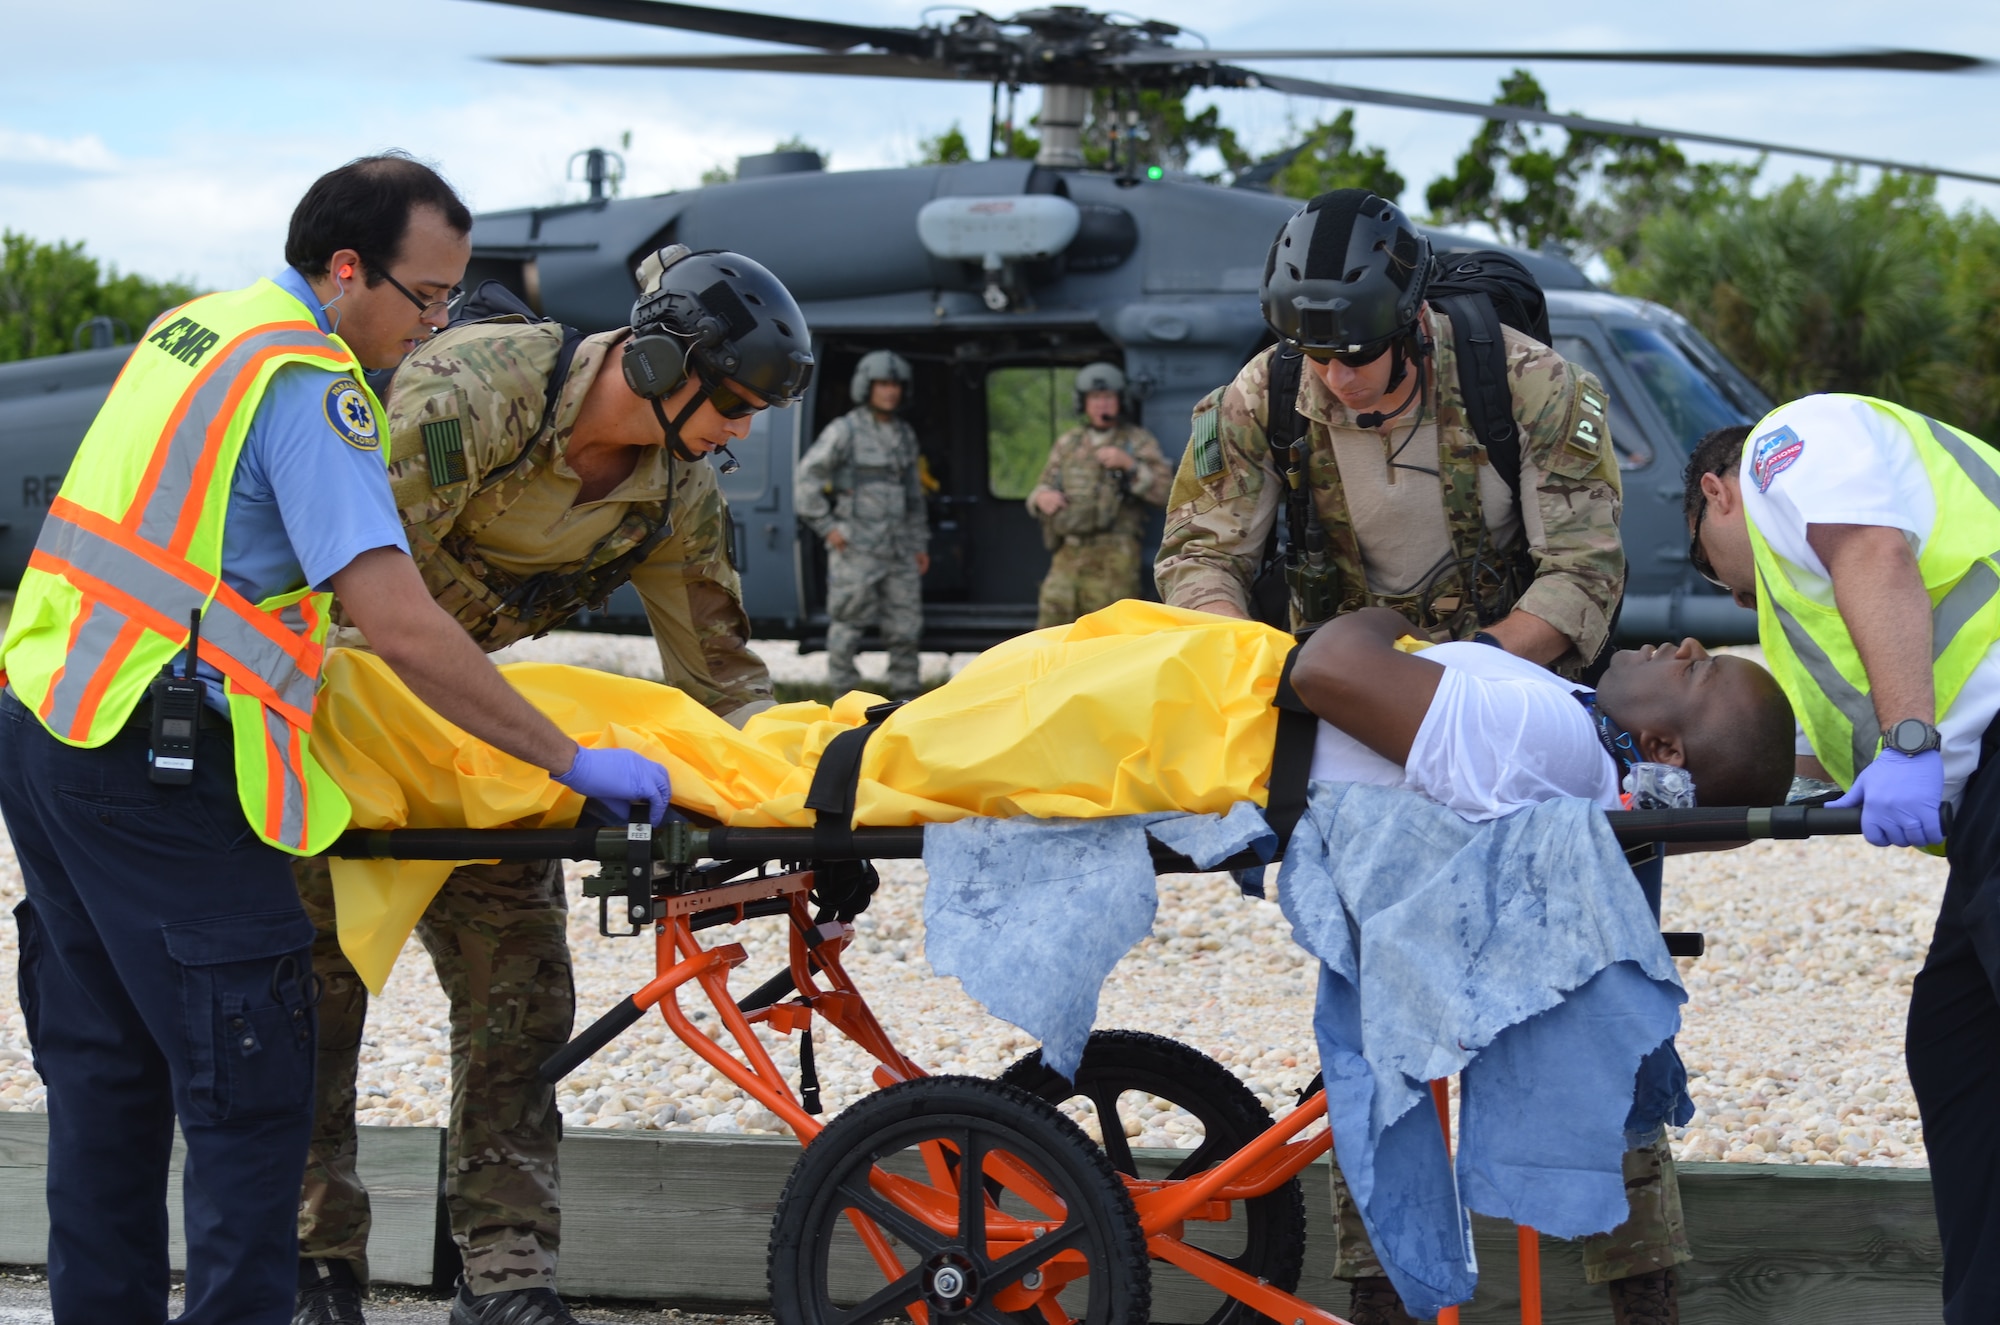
[1423,250,1551,501]
[446,280,588,428]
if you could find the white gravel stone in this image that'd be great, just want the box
[0,633,1944,1173]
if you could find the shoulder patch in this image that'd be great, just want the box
[1189,410,1222,479]
[421,417,467,486]
[1752,424,1804,492]
[323,378,380,451]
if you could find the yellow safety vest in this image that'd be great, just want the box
[0,278,383,854]
[1747,394,2000,788]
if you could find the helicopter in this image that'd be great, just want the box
[2,1,1994,653]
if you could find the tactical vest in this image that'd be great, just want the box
[1258,336,1536,640]
[0,279,371,854]
[386,323,673,651]
[1748,395,2000,787]
[1038,424,1150,549]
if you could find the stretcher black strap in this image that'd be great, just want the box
[803,701,905,858]
[1265,644,1319,851]
[798,1026,822,1115]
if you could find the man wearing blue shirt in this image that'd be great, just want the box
[0,154,672,1325]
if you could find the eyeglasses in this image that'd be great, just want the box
[1687,497,1728,590]
[372,265,461,320]
[700,373,768,420]
[1302,341,1391,369]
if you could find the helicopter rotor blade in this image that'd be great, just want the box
[1223,66,2000,187]
[471,0,930,55]
[1112,47,1990,73]
[494,50,972,78]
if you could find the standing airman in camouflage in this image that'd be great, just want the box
[1156,189,1624,680]
[795,350,931,697]
[292,247,813,1325]
[1027,362,1173,627]
[1159,192,1671,1325]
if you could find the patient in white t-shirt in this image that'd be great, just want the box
[1296,608,1797,817]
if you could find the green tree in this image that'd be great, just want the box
[1268,109,1404,201]
[1079,90,1252,179]
[914,121,1036,165]
[1615,171,1954,412]
[1423,70,1757,260]
[0,232,198,363]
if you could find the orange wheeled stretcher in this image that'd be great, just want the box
[331,802,1861,1325]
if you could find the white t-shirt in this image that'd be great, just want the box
[1308,641,1621,822]
[1740,394,2000,802]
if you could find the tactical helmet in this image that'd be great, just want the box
[1261,190,1432,356]
[1073,361,1126,414]
[849,349,914,405]
[626,245,814,406]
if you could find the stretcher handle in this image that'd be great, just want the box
[1606,804,1861,844]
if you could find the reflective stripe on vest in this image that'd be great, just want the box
[1751,400,2000,785]
[0,279,365,853]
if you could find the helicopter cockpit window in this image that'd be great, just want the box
[986,366,1065,500]
[1607,325,1754,453]
[1552,336,1651,472]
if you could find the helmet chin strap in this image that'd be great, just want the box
[650,394,708,464]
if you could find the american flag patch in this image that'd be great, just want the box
[1190,411,1222,478]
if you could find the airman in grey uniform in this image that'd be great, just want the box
[1027,363,1173,627]
[795,350,931,697]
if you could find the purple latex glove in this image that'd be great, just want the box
[553,746,672,825]
[1829,748,1944,848]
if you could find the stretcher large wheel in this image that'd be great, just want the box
[768,1075,1152,1325]
[1000,1030,1308,1325]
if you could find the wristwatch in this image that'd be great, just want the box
[1884,718,1943,756]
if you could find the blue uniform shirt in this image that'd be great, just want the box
[175,265,410,704]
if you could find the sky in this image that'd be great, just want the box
[6,0,1998,290]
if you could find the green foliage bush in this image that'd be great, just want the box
[0,232,197,362]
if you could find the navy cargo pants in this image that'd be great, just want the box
[0,689,317,1325]
[1909,713,2000,1324]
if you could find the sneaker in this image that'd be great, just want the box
[1608,1265,1679,1325]
[1346,1276,1420,1325]
[293,1258,364,1325]
[448,1276,580,1325]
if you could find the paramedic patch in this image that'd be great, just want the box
[324,379,380,451]
[1751,424,1804,492]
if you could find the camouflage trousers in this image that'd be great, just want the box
[1036,533,1143,629]
[295,855,575,1296]
[1329,1130,1690,1286]
[826,546,924,697]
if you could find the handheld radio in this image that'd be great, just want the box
[148,608,204,786]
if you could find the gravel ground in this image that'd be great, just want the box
[0,632,1947,1172]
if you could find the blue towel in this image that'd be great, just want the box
[923,803,1273,1079]
[1279,782,1690,1317]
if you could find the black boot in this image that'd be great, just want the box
[1607,1265,1679,1325]
[293,1258,364,1325]
[1347,1275,1422,1325]
[449,1276,580,1325]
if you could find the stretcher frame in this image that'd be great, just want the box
[331,803,1866,1325]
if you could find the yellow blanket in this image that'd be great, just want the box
[316,601,1295,990]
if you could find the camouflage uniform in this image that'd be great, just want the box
[1027,422,1173,627]
[297,319,772,1297]
[1328,1130,1691,1287]
[795,406,930,696]
[1159,314,1668,1284]
[1155,307,1624,674]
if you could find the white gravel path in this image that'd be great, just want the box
[0,633,1947,1173]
